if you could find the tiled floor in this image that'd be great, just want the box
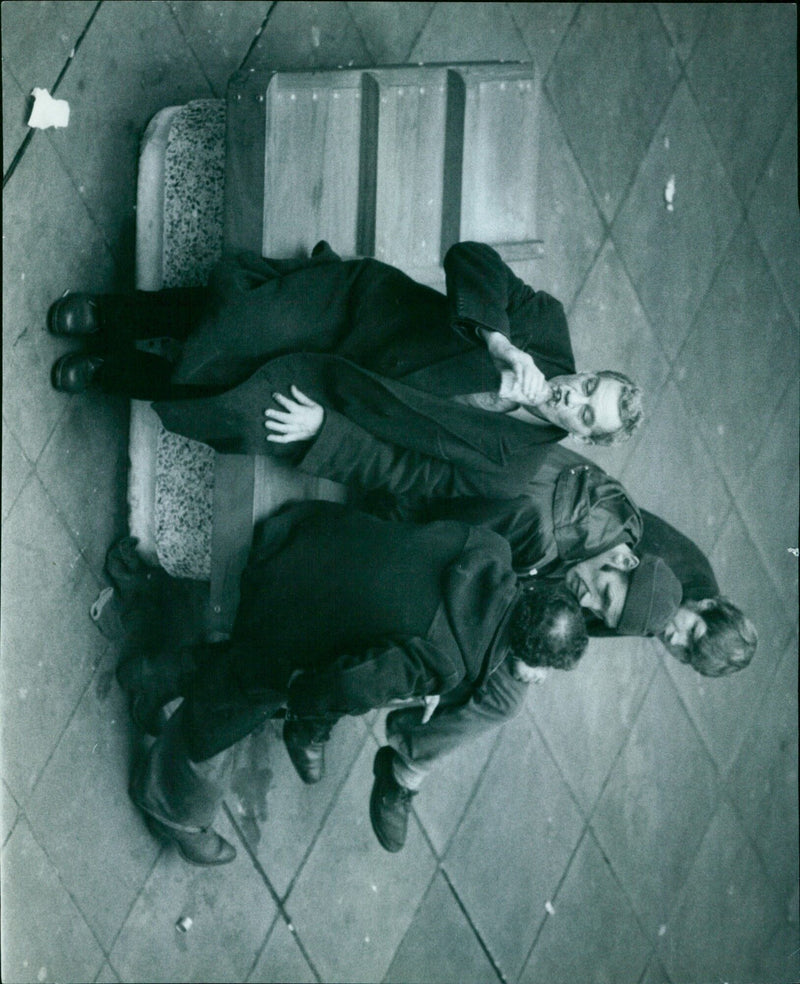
[1,3,798,983]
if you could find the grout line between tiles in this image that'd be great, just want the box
[2,0,104,189]
[539,1,583,91]
[439,866,507,984]
[222,799,325,984]
[236,1,279,73]
[164,0,224,100]
[275,722,372,907]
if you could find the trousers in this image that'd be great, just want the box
[130,657,529,830]
[386,657,529,790]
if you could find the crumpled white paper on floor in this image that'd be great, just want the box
[28,88,70,129]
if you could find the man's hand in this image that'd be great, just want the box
[482,329,552,405]
[264,386,324,443]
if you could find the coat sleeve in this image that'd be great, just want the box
[287,636,461,718]
[444,242,575,376]
[299,407,530,500]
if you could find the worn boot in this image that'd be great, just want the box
[145,815,236,866]
[369,746,417,852]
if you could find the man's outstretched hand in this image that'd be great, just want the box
[482,330,552,406]
[264,386,324,443]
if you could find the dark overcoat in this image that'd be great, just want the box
[154,242,574,480]
[185,501,520,760]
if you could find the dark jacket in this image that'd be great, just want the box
[155,242,573,476]
[186,501,520,760]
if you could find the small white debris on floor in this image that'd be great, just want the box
[545,900,555,915]
[28,88,70,129]
[664,174,676,211]
[176,916,193,933]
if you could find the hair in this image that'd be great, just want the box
[586,370,644,446]
[509,584,588,671]
[673,597,758,677]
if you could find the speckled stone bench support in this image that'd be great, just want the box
[130,100,225,580]
[130,99,345,592]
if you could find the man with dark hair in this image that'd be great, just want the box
[123,501,590,866]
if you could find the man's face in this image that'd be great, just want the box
[564,545,637,628]
[530,372,623,441]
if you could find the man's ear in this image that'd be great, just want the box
[608,544,638,571]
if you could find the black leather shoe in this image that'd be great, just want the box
[145,815,236,866]
[369,746,416,853]
[47,291,102,336]
[51,353,104,393]
[283,717,331,784]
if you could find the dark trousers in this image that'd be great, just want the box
[84,288,227,401]
[130,702,235,832]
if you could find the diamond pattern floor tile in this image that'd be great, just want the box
[443,710,584,982]
[247,915,317,984]
[167,1,271,97]
[1,815,106,984]
[2,131,116,462]
[532,92,606,313]
[709,503,794,669]
[619,379,734,555]
[1,423,32,525]
[109,809,274,984]
[658,800,785,983]
[664,514,790,777]
[244,1,373,72]
[406,718,501,857]
[509,3,577,80]
[569,239,670,399]
[1,476,105,803]
[409,2,530,63]
[25,650,158,953]
[50,0,214,271]
[546,3,681,222]
[232,715,367,897]
[36,391,130,583]
[749,106,800,325]
[726,636,798,907]
[519,830,650,984]
[674,221,798,494]
[346,1,435,65]
[0,0,96,98]
[686,3,798,203]
[612,82,743,362]
[285,736,437,984]
[656,3,714,65]
[591,663,719,938]
[735,376,799,609]
[530,636,657,816]
[383,871,499,984]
